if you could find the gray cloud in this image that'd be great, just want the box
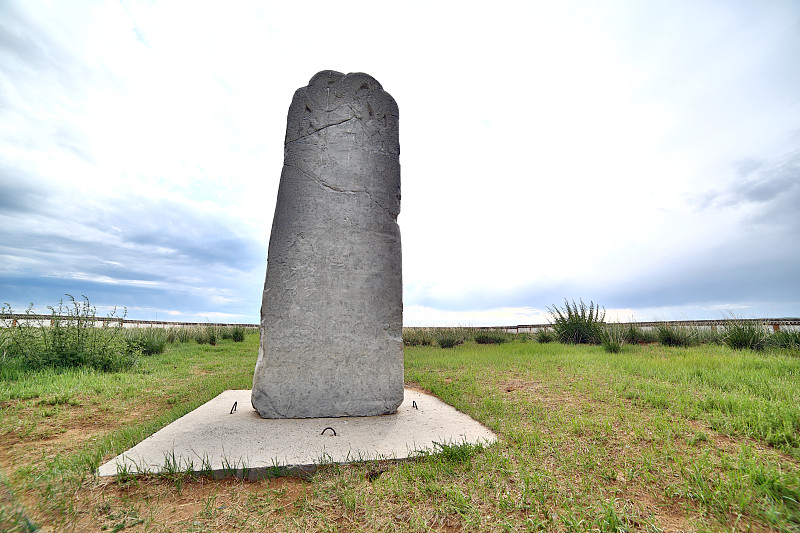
[0,174,265,319]
[696,150,800,213]
[0,166,48,214]
[0,4,58,69]
[412,220,800,318]
[0,4,85,99]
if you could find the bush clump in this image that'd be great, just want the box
[205,324,218,346]
[1,296,139,372]
[435,328,466,349]
[547,299,605,344]
[436,333,462,349]
[218,325,247,342]
[166,327,193,343]
[655,323,699,347]
[722,320,769,351]
[535,329,555,343]
[230,326,246,342]
[403,328,434,347]
[123,328,167,355]
[473,330,511,345]
[622,323,656,344]
[771,330,800,351]
[599,323,625,353]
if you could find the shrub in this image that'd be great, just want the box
[547,299,605,344]
[722,320,768,351]
[599,323,625,353]
[166,327,193,343]
[230,326,246,342]
[219,326,237,340]
[535,329,555,343]
[435,329,464,349]
[403,328,434,347]
[436,336,460,349]
[516,332,534,342]
[655,323,698,347]
[771,330,800,351]
[622,323,651,344]
[205,324,218,346]
[473,330,511,345]
[1,296,139,372]
[123,328,167,355]
[637,327,658,344]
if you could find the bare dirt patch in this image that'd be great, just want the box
[0,398,169,475]
[191,366,213,376]
[77,476,310,532]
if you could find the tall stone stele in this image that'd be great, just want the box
[252,71,403,419]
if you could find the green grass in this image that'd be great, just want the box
[1,333,799,531]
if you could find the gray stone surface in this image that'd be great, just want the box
[252,71,403,419]
[97,389,497,479]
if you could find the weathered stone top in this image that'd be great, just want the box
[284,70,399,156]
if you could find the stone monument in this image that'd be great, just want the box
[251,70,403,419]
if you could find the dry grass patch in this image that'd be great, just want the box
[77,476,310,532]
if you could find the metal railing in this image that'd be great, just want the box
[473,318,800,334]
[3,314,799,332]
[407,318,800,333]
[0,313,258,329]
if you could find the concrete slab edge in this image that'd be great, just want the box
[97,389,498,480]
[100,437,495,481]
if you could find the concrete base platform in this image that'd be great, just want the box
[97,389,496,479]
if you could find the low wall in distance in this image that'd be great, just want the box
[2,314,799,332]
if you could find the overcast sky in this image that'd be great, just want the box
[1,0,798,326]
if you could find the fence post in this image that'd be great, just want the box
[772,324,780,333]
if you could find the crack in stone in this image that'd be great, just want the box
[285,163,397,221]
[286,117,354,144]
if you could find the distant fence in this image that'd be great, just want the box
[0,313,259,329]
[474,318,800,334]
[418,318,800,334]
[2,314,799,332]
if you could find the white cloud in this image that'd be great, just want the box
[1,0,798,324]
[404,305,550,327]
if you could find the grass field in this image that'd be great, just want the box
[1,333,798,532]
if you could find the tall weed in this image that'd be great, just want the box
[623,323,656,344]
[403,328,434,347]
[599,323,625,353]
[434,328,471,349]
[1,296,138,372]
[205,324,218,346]
[123,328,167,356]
[655,323,699,347]
[722,319,769,351]
[547,299,605,344]
[771,330,800,352]
[219,326,247,342]
[473,330,512,345]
